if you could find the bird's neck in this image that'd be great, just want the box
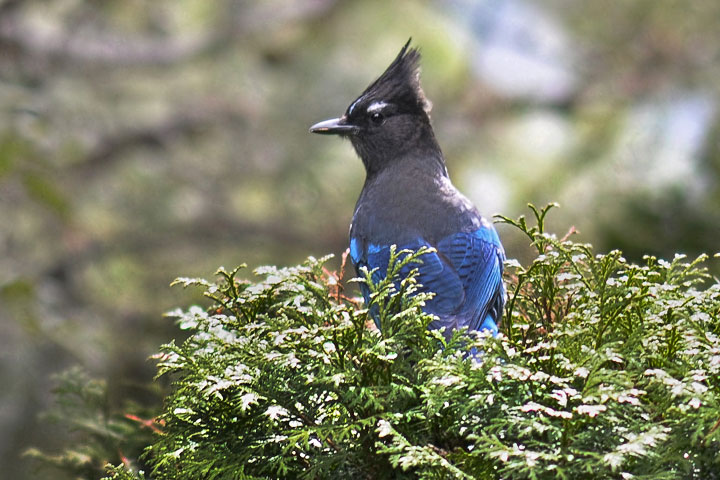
[358,124,449,180]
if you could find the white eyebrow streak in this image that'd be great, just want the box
[348,95,365,115]
[366,101,388,113]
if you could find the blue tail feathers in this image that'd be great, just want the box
[351,225,505,338]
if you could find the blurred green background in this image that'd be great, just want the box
[1,0,719,477]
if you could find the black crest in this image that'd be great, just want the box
[346,39,431,117]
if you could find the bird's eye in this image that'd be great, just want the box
[370,112,385,125]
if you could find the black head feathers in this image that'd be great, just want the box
[346,39,431,119]
[309,39,444,174]
[310,39,447,177]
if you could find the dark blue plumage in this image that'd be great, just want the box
[311,40,505,339]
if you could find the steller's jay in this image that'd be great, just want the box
[310,40,505,340]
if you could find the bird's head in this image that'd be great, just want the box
[310,39,438,174]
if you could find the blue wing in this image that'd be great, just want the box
[350,224,505,337]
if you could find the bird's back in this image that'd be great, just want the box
[350,158,505,338]
[350,155,482,245]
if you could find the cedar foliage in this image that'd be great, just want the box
[32,205,720,479]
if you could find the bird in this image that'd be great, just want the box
[310,39,505,341]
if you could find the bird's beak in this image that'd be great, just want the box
[309,116,359,135]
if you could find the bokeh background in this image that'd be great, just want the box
[1,0,719,477]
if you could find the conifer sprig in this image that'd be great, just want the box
[30,205,720,479]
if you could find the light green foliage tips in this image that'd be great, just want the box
[40,205,720,479]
